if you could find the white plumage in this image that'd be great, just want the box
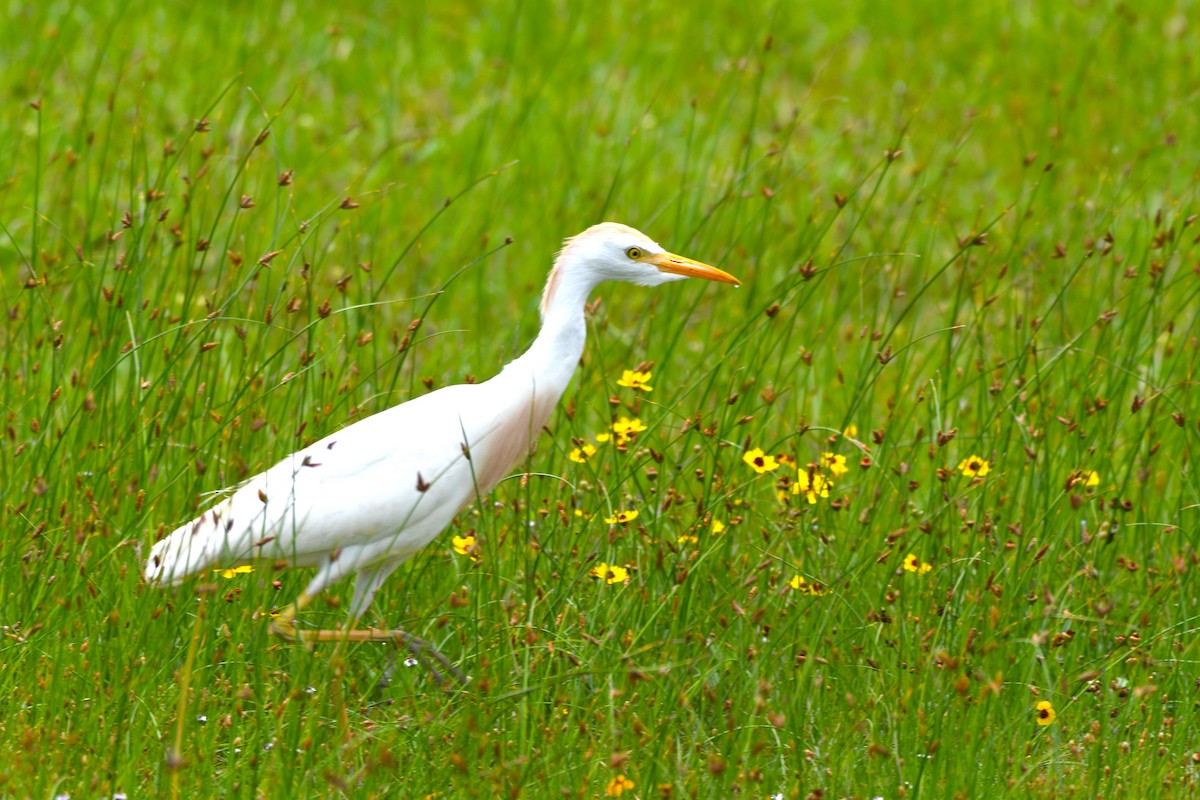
[145,222,738,658]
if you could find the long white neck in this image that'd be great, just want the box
[456,261,600,494]
[500,261,598,394]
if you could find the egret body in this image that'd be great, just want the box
[145,222,738,675]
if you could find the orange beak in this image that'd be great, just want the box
[646,251,740,286]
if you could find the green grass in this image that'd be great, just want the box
[2,1,1199,797]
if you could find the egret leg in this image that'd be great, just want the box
[272,612,465,686]
[268,554,356,640]
[267,592,317,641]
[269,588,466,687]
[348,560,404,620]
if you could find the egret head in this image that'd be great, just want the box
[560,222,739,288]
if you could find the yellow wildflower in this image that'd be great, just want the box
[616,369,653,392]
[844,424,858,438]
[677,533,698,545]
[595,432,612,443]
[452,534,479,561]
[743,448,780,474]
[1035,700,1056,727]
[789,574,827,596]
[792,470,831,504]
[569,443,598,463]
[820,452,849,477]
[611,417,647,445]
[710,519,725,534]
[903,553,932,574]
[958,455,991,478]
[590,563,629,585]
[604,509,639,525]
[605,774,635,797]
[214,565,254,579]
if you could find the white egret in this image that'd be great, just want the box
[145,222,738,681]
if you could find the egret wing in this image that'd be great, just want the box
[146,383,489,582]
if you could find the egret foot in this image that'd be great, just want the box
[373,650,398,699]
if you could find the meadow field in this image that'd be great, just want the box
[2,1,1198,797]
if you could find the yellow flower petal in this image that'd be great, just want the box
[957,455,991,477]
[615,369,653,392]
[805,473,831,504]
[569,443,598,463]
[793,470,831,503]
[605,774,635,796]
[590,563,629,585]
[820,452,849,477]
[742,448,780,474]
[611,417,648,446]
[904,554,933,575]
[452,534,479,560]
[789,574,827,596]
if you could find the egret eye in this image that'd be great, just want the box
[626,246,643,260]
